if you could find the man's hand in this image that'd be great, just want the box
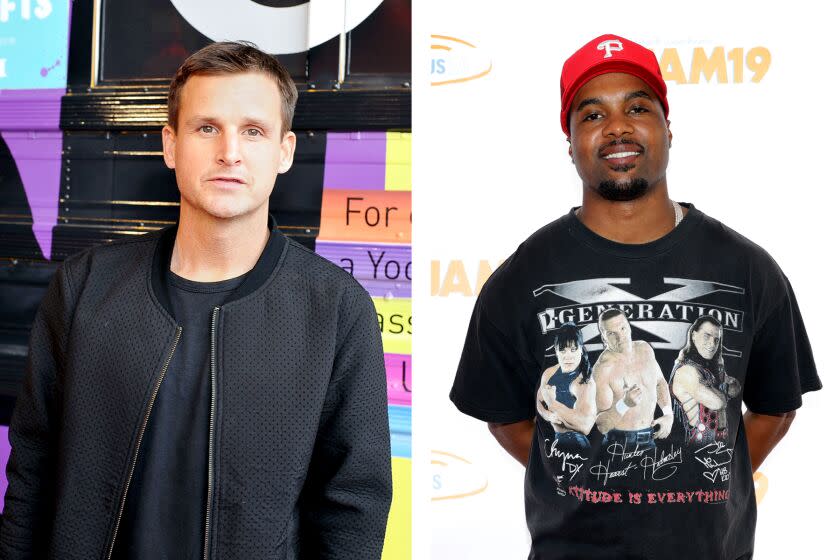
[622,382,642,407]
[722,375,741,398]
[651,413,674,439]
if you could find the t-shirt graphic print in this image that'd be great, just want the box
[533,276,744,503]
[450,204,821,560]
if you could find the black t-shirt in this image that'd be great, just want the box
[113,271,245,559]
[451,203,821,560]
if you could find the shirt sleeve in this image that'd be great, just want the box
[450,289,538,423]
[742,274,822,414]
[298,283,391,559]
[0,260,77,558]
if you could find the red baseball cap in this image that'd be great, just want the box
[560,34,668,136]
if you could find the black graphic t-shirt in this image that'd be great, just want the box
[450,203,821,560]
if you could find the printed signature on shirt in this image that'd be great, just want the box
[605,442,647,462]
[640,445,683,481]
[591,443,683,485]
[590,459,639,486]
[544,439,588,480]
[694,441,733,483]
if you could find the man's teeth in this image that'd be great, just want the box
[603,151,640,159]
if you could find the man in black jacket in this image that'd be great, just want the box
[0,42,392,559]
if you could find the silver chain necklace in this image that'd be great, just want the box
[576,200,684,227]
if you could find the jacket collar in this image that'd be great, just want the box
[151,213,289,317]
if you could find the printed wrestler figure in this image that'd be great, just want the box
[536,322,597,449]
[592,308,673,451]
[669,315,741,444]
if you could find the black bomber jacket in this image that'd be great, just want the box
[0,220,392,559]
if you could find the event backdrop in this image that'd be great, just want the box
[0,1,410,558]
[414,1,835,558]
[315,131,412,559]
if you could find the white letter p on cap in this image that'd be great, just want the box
[597,40,623,59]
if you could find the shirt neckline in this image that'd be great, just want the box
[166,269,248,294]
[566,202,704,259]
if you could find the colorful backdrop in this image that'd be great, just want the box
[0,1,410,558]
[414,1,835,558]
[315,131,412,559]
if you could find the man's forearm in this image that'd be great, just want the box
[694,384,726,410]
[743,410,796,473]
[656,378,672,412]
[488,419,535,467]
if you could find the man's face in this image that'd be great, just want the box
[568,72,671,201]
[600,314,632,352]
[162,72,296,221]
[691,321,721,360]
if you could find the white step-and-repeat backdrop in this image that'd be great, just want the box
[413,1,836,558]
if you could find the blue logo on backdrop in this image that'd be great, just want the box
[0,0,70,89]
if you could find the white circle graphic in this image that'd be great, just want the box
[169,0,384,54]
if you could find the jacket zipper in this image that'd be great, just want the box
[106,326,182,560]
[203,307,220,560]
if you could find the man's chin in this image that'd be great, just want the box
[189,202,257,221]
[596,178,650,202]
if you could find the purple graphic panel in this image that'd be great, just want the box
[386,354,411,406]
[323,131,386,190]
[1,131,62,260]
[0,89,64,130]
[0,88,65,260]
[0,425,9,513]
[315,240,411,298]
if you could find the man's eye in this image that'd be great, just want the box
[629,105,649,114]
[199,125,215,134]
[245,128,263,137]
[583,113,601,122]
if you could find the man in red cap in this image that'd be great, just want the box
[451,33,820,559]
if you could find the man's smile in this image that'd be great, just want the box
[603,151,640,160]
[599,141,644,167]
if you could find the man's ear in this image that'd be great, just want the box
[567,139,574,162]
[277,131,297,174]
[666,119,673,148]
[162,125,177,170]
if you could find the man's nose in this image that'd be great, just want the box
[602,112,634,138]
[217,132,243,165]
